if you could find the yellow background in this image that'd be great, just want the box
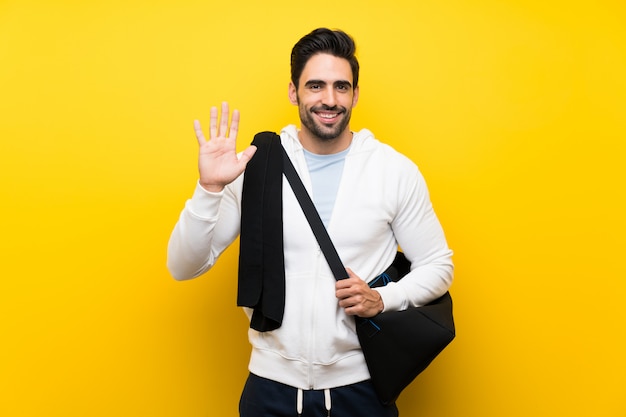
[2,0,625,416]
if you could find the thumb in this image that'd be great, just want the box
[345,267,358,279]
[238,145,258,166]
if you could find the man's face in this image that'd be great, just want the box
[289,53,359,142]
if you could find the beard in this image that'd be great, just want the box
[298,103,352,141]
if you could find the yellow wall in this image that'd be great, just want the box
[2,0,625,416]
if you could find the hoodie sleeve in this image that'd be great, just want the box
[376,162,454,311]
[166,178,243,281]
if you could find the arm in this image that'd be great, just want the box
[377,168,454,311]
[166,102,257,280]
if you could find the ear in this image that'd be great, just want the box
[352,85,360,107]
[288,82,298,105]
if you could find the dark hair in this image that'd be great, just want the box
[290,28,360,90]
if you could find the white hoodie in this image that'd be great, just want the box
[167,125,453,390]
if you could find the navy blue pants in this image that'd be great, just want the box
[239,373,399,417]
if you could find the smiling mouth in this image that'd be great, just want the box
[313,108,344,123]
[318,112,340,120]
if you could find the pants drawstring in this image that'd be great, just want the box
[296,387,332,416]
[324,388,331,417]
[297,388,303,416]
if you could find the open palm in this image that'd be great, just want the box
[194,102,257,192]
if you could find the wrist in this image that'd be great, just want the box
[199,181,225,193]
[375,290,385,314]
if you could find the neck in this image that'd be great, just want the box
[298,128,353,155]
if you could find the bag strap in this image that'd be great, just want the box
[281,146,349,281]
[281,143,386,333]
[281,144,410,285]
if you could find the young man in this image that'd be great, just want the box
[167,28,453,417]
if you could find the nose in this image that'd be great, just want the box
[321,86,337,107]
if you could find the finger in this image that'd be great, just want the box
[219,101,229,137]
[335,279,351,290]
[337,271,358,288]
[193,120,206,146]
[238,145,257,165]
[336,282,359,300]
[229,109,240,140]
[209,106,218,138]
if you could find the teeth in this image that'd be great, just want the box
[319,113,337,119]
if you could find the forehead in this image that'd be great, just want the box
[299,53,353,85]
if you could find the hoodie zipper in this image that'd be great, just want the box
[307,247,324,389]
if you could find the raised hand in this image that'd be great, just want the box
[194,102,257,192]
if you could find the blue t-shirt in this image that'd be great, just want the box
[303,146,350,228]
